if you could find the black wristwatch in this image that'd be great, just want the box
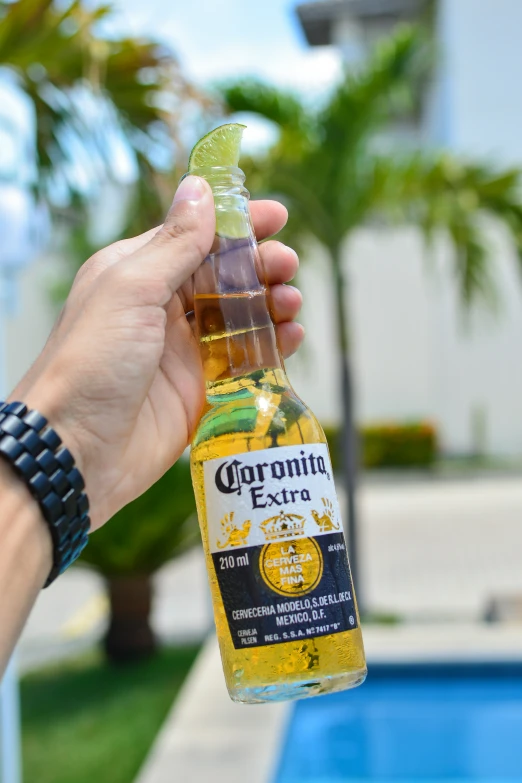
[0,401,90,587]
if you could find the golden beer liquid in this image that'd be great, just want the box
[191,286,367,703]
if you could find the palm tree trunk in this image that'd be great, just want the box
[104,574,156,664]
[331,247,363,614]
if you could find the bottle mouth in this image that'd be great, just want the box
[181,165,245,182]
[181,166,248,197]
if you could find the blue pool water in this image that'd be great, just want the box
[275,663,522,783]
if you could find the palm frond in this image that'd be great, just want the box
[221,78,316,161]
[222,80,312,133]
[368,153,522,304]
[222,24,522,307]
[0,0,215,209]
[321,24,430,153]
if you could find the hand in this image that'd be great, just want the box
[12,177,303,530]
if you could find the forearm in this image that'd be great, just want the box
[0,461,52,675]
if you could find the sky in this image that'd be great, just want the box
[108,0,342,96]
[104,0,344,151]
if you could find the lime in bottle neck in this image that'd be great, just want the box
[190,166,288,398]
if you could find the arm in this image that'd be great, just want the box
[0,176,303,674]
[0,462,51,673]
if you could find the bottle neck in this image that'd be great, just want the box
[191,166,287,399]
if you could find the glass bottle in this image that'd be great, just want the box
[190,165,366,704]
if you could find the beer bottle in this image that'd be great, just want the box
[190,161,367,703]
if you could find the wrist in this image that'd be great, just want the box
[12,371,110,530]
[13,375,87,480]
[0,396,90,586]
[0,459,53,672]
[0,459,53,588]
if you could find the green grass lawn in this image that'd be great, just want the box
[21,645,200,783]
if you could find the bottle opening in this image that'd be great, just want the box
[181,166,248,196]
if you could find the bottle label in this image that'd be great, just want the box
[204,443,358,649]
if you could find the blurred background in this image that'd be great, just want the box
[2,0,522,782]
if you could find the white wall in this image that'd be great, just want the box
[288,229,440,437]
[349,228,439,425]
[286,242,342,425]
[289,223,522,456]
[434,226,522,455]
[438,0,522,165]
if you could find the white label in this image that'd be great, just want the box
[204,444,343,554]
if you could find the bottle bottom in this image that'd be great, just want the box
[227,665,368,705]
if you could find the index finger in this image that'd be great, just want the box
[250,200,288,240]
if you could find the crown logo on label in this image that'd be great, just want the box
[260,511,306,541]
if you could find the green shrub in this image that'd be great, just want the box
[322,426,343,471]
[362,422,437,468]
[81,458,198,576]
[323,422,438,470]
[79,458,199,662]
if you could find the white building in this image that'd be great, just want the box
[288,0,522,456]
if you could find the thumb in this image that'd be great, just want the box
[124,175,216,298]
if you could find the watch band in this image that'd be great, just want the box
[0,401,90,587]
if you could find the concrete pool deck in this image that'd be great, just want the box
[135,635,288,783]
[135,622,522,783]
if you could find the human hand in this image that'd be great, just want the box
[12,177,303,530]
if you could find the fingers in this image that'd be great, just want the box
[64,187,298,343]
[259,240,299,285]
[73,198,291,306]
[270,284,302,324]
[185,303,304,358]
[107,196,289,263]
[250,200,288,240]
[276,321,305,358]
[111,177,216,307]
[80,196,288,287]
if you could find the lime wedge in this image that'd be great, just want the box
[188,123,246,171]
[188,123,248,238]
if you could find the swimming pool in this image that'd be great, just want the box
[275,663,522,783]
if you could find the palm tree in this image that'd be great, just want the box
[222,26,522,604]
[81,459,199,663]
[0,0,214,663]
[0,0,215,233]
